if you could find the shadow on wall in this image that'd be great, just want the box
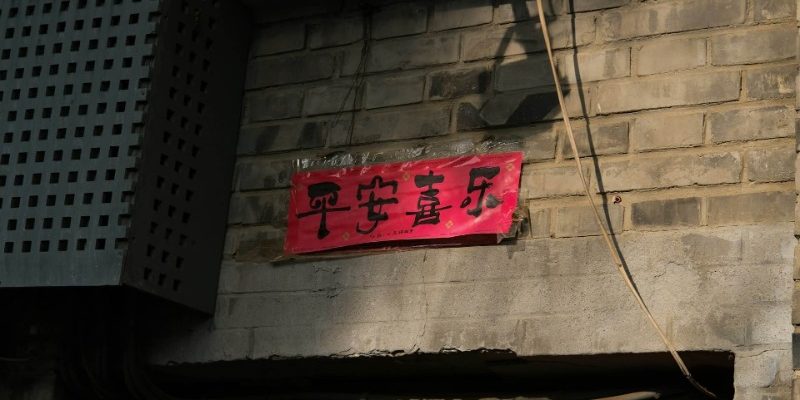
[460,0,569,129]
[145,0,622,373]
[233,0,603,264]
[475,0,625,289]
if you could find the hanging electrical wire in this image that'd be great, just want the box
[329,5,373,145]
[533,1,717,398]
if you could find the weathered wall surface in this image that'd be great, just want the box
[147,0,798,398]
[793,0,800,398]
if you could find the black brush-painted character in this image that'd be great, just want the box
[296,182,351,239]
[406,170,452,226]
[356,176,398,234]
[460,166,501,217]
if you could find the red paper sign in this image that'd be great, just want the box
[285,152,523,254]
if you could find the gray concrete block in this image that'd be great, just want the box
[744,64,797,100]
[796,201,800,237]
[371,2,428,39]
[416,311,656,356]
[637,37,706,75]
[560,121,629,158]
[737,226,798,267]
[456,102,488,131]
[707,192,794,225]
[351,105,451,144]
[222,228,239,257]
[220,251,427,294]
[326,119,352,147]
[304,83,358,116]
[594,71,740,114]
[422,275,632,320]
[331,285,426,323]
[747,304,791,347]
[707,105,794,143]
[229,227,287,263]
[237,121,328,155]
[528,207,551,238]
[461,16,595,61]
[308,15,363,49]
[794,332,800,370]
[419,236,613,283]
[677,226,793,268]
[215,292,332,328]
[243,89,303,122]
[734,348,790,388]
[217,285,426,329]
[794,283,800,325]
[493,124,558,162]
[631,112,704,152]
[523,128,559,161]
[600,0,746,41]
[710,25,796,66]
[367,35,459,72]
[228,190,289,226]
[246,53,335,89]
[735,386,792,400]
[554,204,623,237]
[251,22,305,56]
[795,246,800,281]
[795,120,800,152]
[745,146,794,183]
[430,0,492,31]
[236,159,294,191]
[457,86,588,130]
[494,0,560,24]
[599,152,742,192]
[558,47,631,84]
[364,75,425,109]
[568,0,629,12]
[338,43,367,77]
[753,0,796,21]
[631,197,701,228]
[428,66,491,100]
[495,55,552,91]
[523,164,591,198]
[252,320,426,358]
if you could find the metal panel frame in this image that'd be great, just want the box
[123,0,251,312]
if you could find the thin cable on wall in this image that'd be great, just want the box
[330,6,372,145]
[533,2,718,398]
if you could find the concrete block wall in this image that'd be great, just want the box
[148,0,798,397]
[794,1,800,398]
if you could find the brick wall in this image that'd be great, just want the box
[794,1,800,398]
[147,0,798,397]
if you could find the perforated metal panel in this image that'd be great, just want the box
[0,0,251,313]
